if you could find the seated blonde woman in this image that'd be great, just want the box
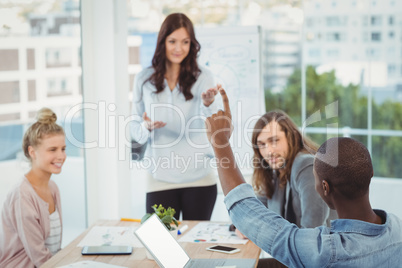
[0,108,66,268]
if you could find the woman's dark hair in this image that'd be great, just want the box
[145,13,200,101]
[252,110,318,199]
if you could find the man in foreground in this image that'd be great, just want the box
[205,88,402,267]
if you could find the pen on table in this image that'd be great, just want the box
[177,224,188,235]
[120,218,141,222]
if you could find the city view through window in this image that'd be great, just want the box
[0,0,86,246]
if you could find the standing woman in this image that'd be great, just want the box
[0,108,66,267]
[131,13,219,220]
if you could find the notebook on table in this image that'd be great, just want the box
[134,214,256,268]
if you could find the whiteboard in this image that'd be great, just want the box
[196,26,265,174]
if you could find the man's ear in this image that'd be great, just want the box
[322,180,330,196]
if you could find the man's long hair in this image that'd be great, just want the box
[252,110,318,199]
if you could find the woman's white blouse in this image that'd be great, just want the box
[131,65,220,183]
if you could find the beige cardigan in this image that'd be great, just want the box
[0,177,62,268]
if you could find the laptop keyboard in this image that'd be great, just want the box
[187,259,226,268]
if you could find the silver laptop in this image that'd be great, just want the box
[134,214,256,268]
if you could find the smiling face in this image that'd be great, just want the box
[29,134,66,176]
[256,121,289,172]
[165,27,191,65]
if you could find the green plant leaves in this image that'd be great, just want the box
[143,204,178,230]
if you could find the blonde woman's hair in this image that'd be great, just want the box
[22,108,65,161]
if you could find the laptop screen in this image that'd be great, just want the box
[135,214,190,268]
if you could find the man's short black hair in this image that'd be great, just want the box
[314,137,373,199]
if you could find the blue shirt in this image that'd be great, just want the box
[225,183,402,267]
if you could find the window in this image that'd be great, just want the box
[371,32,381,41]
[47,77,72,96]
[128,46,140,65]
[306,32,315,41]
[0,82,20,104]
[61,79,67,92]
[327,49,339,57]
[366,48,381,58]
[327,32,342,41]
[371,16,382,26]
[387,47,396,57]
[27,80,36,101]
[326,16,340,26]
[0,50,19,71]
[27,49,36,70]
[389,16,394,25]
[388,64,396,76]
[362,32,369,42]
[362,16,369,26]
[309,48,320,57]
[389,32,395,39]
[46,48,72,68]
[0,0,86,247]
[306,18,314,27]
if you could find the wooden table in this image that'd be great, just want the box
[42,220,261,268]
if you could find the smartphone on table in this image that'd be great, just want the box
[206,245,240,254]
[81,245,133,255]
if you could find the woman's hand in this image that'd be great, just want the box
[143,112,166,131]
[201,85,220,107]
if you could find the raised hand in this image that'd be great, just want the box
[201,84,219,107]
[205,87,244,196]
[205,87,233,147]
[143,112,167,131]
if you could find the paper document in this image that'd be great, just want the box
[178,222,248,244]
[77,226,143,248]
[57,261,127,268]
